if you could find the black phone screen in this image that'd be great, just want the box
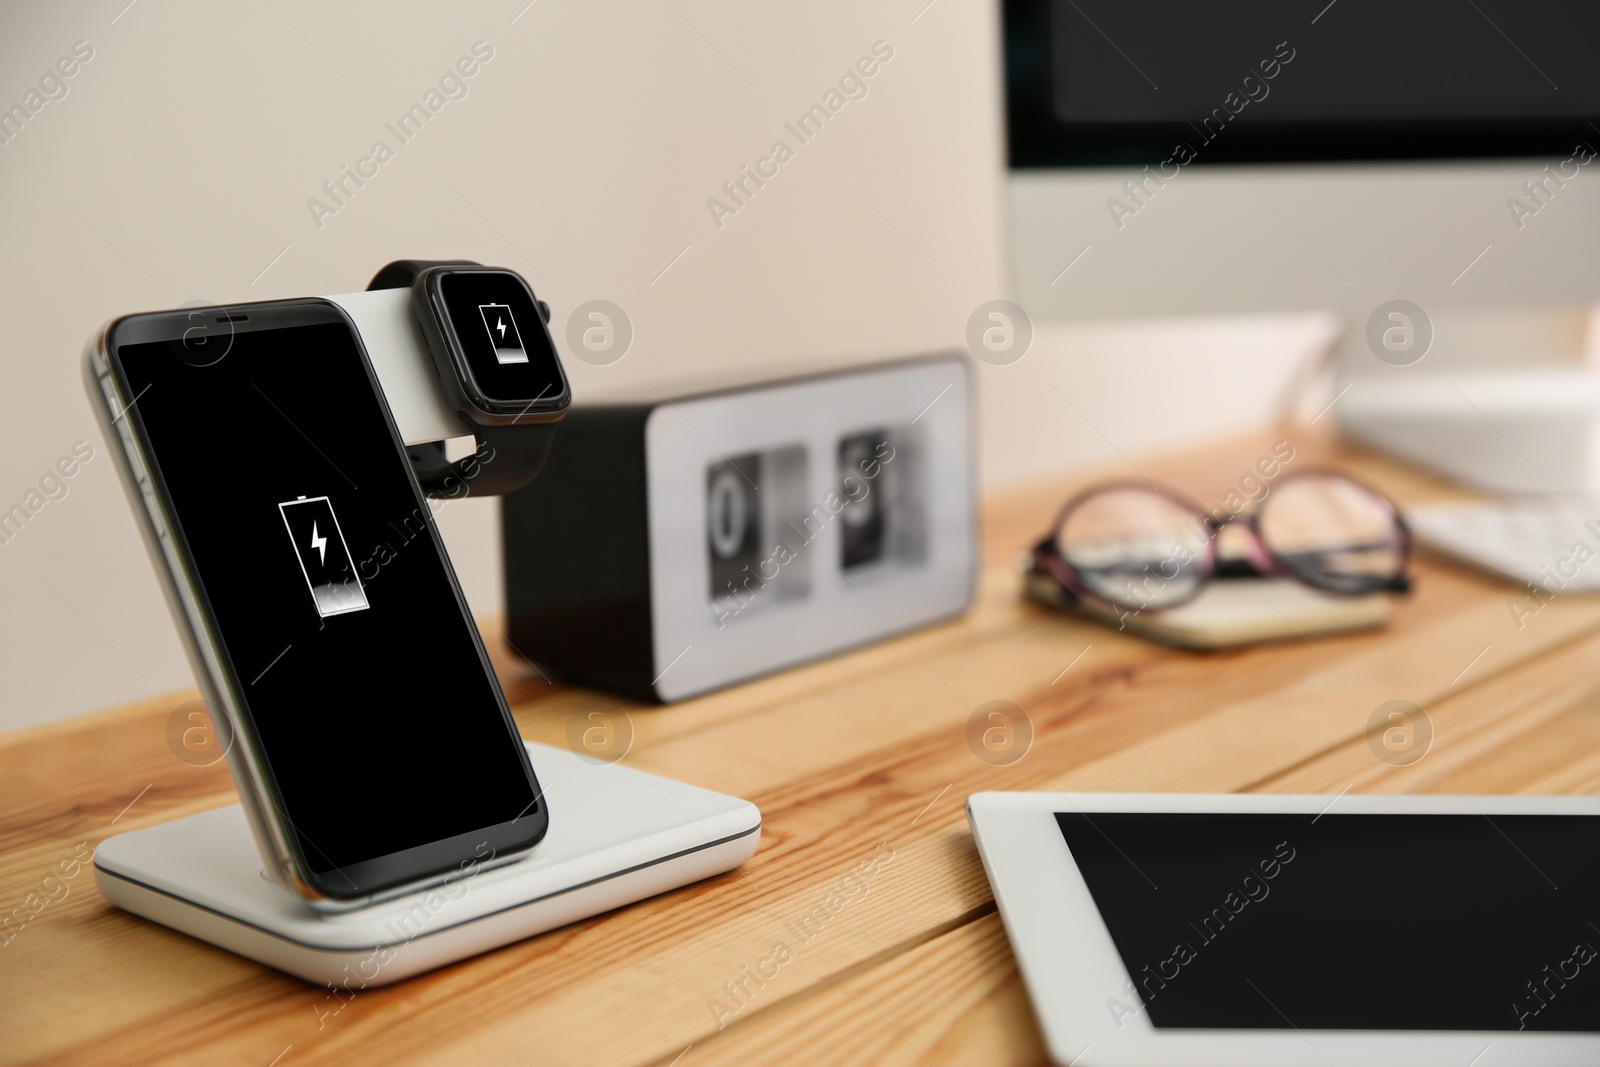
[1058,811,1600,1032]
[113,305,542,896]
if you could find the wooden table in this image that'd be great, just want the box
[7,428,1600,1066]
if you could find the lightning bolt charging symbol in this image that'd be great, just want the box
[310,521,327,566]
[496,316,507,339]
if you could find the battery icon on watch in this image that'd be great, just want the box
[278,495,369,618]
[478,303,528,364]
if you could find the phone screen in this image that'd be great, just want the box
[112,305,543,897]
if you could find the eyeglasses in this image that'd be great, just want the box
[1029,470,1412,614]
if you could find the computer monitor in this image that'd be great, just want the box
[1003,0,1600,490]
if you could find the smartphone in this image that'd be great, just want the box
[84,298,548,908]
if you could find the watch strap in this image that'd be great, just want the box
[366,258,480,292]
[401,426,555,499]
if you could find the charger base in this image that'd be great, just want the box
[94,743,760,987]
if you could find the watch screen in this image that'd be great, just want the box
[1059,812,1600,1032]
[438,270,565,412]
[114,312,541,893]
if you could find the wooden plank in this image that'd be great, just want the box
[1253,627,1600,797]
[689,911,1045,1067]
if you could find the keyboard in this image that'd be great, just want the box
[1407,498,1600,592]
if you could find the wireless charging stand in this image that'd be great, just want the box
[94,743,760,987]
[325,288,464,448]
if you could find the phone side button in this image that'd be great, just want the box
[142,488,167,539]
[98,375,121,417]
[124,439,149,485]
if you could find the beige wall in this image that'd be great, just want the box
[0,1,1313,732]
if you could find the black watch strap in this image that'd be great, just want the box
[397,426,555,500]
[367,259,557,499]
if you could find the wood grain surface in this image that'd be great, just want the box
[5,428,1597,1066]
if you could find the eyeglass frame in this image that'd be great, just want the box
[1029,468,1413,615]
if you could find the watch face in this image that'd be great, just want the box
[436,270,567,415]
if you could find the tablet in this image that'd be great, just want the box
[968,791,1600,1067]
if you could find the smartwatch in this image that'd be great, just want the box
[368,259,570,498]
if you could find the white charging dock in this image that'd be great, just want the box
[94,743,760,987]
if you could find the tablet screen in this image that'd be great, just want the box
[1057,812,1600,1031]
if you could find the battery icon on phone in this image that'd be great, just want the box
[478,303,528,364]
[278,495,369,618]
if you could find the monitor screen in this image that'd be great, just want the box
[1007,0,1600,165]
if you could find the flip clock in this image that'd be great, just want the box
[503,353,977,701]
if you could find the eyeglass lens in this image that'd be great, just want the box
[1256,474,1405,595]
[1057,487,1212,611]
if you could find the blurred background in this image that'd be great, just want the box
[4,0,1595,730]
